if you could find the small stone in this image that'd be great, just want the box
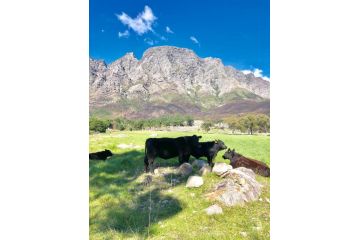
[154,169,160,175]
[240,232,247,237]
[199,165,212,176]
[205,204,223,215]
[259,198,263,201]
[178,163,193,176]
[212,162,233,175]
[266,198,270,203]
[185,176,204,188]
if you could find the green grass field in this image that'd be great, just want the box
[90,131,270,240]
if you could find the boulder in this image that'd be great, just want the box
[206,167,262,206]
[185,176,204,188]
[199,165,212,176]
[192,159,208,169]
[212,162,232,176]
[178,163,193,176]
[205,204,223,215]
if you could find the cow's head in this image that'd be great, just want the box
[188,135,202,148]
[104,149,113,157]
[222,148,235,160]
[214,139,227,151]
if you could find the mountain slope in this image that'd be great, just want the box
[89,46,269,118]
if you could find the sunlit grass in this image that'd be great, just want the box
[90,130,270,239]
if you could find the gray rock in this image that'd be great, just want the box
[178,163,193,176]
[199,165,212,176]
[192,159,208,169]
[212,162,233,176]
[206,167,262,206]
[185,176,204,188]
[205,204,223,215]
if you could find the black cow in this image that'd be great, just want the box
[191,139,227,166]
[144,135,202,173]
[89,149,113,161]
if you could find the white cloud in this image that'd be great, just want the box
[190,36,200,45]
[165,26,174,34]
[118,30,130,38]
[242,68,270,81]
[144,38,155,45]
[116,6,157,35]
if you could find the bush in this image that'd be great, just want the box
[201,121,213,132]
[89,118,111,133]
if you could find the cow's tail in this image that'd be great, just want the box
[144,139,149,172]
[144,139,149,156]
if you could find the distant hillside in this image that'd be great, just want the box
[89,46,270,119]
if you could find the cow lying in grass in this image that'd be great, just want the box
[222,148,270,177]
[89,149,113,161]
[144,135,202,173]
[191,140,227,166]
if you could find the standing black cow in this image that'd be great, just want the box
[89,149,113,161]
[144,135,202,173]
[191,140,227,166]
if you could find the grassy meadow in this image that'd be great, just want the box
[90,131,270,240]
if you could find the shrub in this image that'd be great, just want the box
[201,121,213,132]
[89,118,111,133]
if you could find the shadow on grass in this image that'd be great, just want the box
[90,150,185,238]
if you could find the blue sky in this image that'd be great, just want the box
[90,0,270,78]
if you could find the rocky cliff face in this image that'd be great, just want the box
[89,46,269,118]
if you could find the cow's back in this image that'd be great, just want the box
[231,154,270,177]
[145,137,179,159]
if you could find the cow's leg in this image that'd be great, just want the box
[207,155,214,167]
[178,153,185,165]
[182,154,190,163]
[148,157,155,174]
[144,155,149,172]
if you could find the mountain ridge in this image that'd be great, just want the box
[89,46,269,118]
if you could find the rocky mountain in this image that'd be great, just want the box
[89,46,269,118]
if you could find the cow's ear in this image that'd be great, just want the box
[198,136,202,139]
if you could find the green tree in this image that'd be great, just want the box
[89,118,111,133]
[201,121,213,132]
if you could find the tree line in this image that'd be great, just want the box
[90,113,270,135]
[222,113,270,134]
[89,115,194,133]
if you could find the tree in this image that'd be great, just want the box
[89,118,111,133]
[201,121,213,132]
[223,113,270,134]
[256,114,270,133]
